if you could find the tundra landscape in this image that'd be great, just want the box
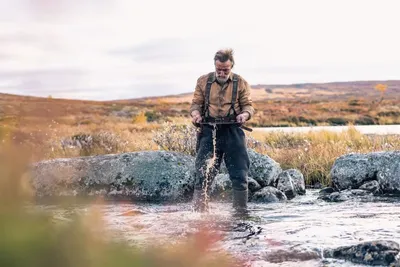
[1,80,400,267]
[1,80,399,184]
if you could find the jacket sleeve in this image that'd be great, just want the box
[189,77,204,116]
[239,78,255,119]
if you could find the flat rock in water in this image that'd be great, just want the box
[318,189,374,202]
[323,240,400,266]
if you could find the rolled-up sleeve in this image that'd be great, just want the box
[239,79,255,119]
[189,77,204,115]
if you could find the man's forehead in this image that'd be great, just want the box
[215,60,232,68]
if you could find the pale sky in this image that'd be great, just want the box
[0,0,399,100]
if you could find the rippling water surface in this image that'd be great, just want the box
[39,190,400,266]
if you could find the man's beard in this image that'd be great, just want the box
[216,73,229,84]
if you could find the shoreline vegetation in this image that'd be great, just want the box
[2,116,399,186]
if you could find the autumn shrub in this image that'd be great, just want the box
[152,122,198,156]
[132,112,147,124]
[60,131,129,156]
[152,122,271,156]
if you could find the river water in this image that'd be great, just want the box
[40,190,400,266]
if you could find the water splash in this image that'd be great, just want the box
[201,124,218,212]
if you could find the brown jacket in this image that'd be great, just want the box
[189,72,255,119]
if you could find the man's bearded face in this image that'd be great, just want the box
[215,60,232,84]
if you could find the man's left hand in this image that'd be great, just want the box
[236,112,250,124]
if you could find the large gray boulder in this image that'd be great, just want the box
[30,151,195,202]
[276,169,306,200]
[330,151,400,194]
[247,149,282,187]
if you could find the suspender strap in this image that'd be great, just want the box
[204,73,238,118]
[204,72,214,118]
[229,74,239,116]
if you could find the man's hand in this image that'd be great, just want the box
[191,110,202,124]
[236,112,250,124]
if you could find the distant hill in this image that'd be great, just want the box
[252,80,400,99]
[118,80,400,104]
[1,80,399,128]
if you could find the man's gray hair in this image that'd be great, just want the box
[214,48,235,67]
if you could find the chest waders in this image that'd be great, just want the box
[192,72,250,215]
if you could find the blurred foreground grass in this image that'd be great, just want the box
[0,129,241,267]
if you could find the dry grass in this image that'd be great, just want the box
[3,109,399,187]
[252,127,400,186]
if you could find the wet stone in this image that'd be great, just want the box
[323,240,400,266]
[318,189,373,202]
[359,180,381,193]
[319,187,336,195]
[251,186,287,203]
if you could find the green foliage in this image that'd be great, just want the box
[378,111,400,117]
[355,116,377,125]
[348,99,361,106]
[286,116,317,126]
[326,117,348,126]
[144,111,162,122]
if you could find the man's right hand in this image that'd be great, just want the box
[191,110,202,124]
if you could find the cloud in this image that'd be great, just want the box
[0,53,11,60]
[0,67,188,100]
[1,0,399,101]
[0,31,63,54]
[0,68,86,96]
[110,38,185,62]
[0,32,38,44]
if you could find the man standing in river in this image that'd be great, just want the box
[189,48,255,213]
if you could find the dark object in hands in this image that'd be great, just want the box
[200,121,253,132]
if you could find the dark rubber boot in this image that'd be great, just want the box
[232,189,248,217]
[192,189,208,212]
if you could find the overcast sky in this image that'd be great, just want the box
[0,0,399,100]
